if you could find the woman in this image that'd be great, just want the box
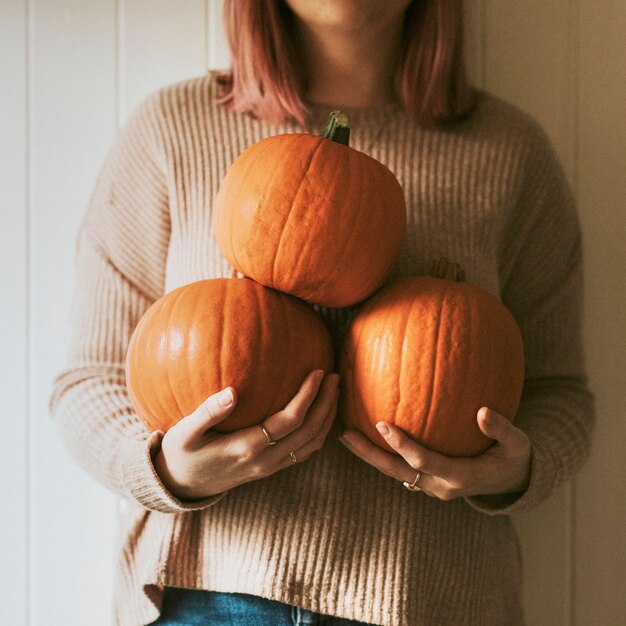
[50,1,594,624]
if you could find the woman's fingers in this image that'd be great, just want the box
[154,371,340,500]
[173,387,237,447]
[196,370,337,465]
[217,374,339,481]
[339,429,463,500]
[340,408,533,500]
[261,369,327,442]
[269,373,340,453]
[273,392,339,471]
[340,428,420,480]
[374,421,455,478]
[477,407,527,451]
[373,423,468,498]
[238,372,339,468]
[234,372,339,473]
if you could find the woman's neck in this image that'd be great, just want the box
[295,18,405,110]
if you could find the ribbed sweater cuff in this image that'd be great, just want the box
[464,442,556,516]
[121,430,228,513]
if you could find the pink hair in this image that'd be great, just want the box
[218,0,474,127]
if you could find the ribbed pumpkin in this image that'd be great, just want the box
[213,111,407,308]
[339,259,525,457]
[125,278,334,433]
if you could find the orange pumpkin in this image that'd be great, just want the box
[125,277,334,433]
[339,260,525,457]
[213,111,407,307]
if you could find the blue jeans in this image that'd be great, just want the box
[151,588,373,625]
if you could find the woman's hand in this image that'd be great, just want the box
[153,370,340,500]
[339,408,532,500]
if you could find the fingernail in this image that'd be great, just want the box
[218,388,233,407]
[376,422,390,436]
[339,432,353,446]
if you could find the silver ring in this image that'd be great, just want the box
[402,471,422,492]
[289,450,298,464]
[260,424,276,446]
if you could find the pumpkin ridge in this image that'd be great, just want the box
[455,285,478,439]
[128,311,158,429]
[372,295,397,437]
[421,282,447,444]
[243,280,260,423]
[144,298,175,429]
[348,302,368,434]
[271,137,325,290]
[230,138,278,281]
[218,279,229,398]
[302,148,363,301]
[144,298,175,427]
[164,288,188,422]
[478,289,498,424]
[482,294,513,420]
[304,147,369,304]
[395,287,418,429]
[341,158,406,302]
[255,280,285,420]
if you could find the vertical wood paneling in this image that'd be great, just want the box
[514,493,571,626]
[207,0,229,69]
[121,0,207,119]
[480,2,578,624]
[575,0,626,623]
[463,0,485,88]
[29,1,119,624]
[0,1,28,623]
[483,0,577,179]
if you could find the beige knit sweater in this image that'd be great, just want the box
[50,72,594,626]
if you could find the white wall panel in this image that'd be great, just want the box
[207,0,230,69]
[575,0,626,623]
[464,0,485,88]
[482,0,577,178]
[0,1,29,623]
[480,3,580,623]
[29,1,119,624]
[120,0,207,119]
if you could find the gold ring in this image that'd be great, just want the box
[289,450,298,464]
[260,425,276,446]
[402,471,422,492]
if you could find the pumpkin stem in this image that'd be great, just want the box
[319,110,350,146]
[431,257,465,282]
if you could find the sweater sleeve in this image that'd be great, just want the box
[49,91,226,513]
[465,123,595,515]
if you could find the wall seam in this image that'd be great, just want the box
[565,0,580,626]
[25,0,32,623]
[116,0,125,127]
[480,0,487,88]
[207,0,217,69]
[114,0,124,531]
[565,482,574,626]
[204,0,210,71]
